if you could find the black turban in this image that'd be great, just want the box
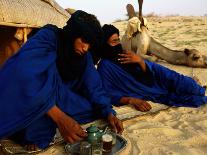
[102,24,119,42]
[56,10,103,82]
[63,10,103,51]
[99,24,122,62]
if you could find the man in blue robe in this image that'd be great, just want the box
[97,24,207,112]
[0,11,123,150]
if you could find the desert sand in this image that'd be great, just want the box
[114,16,207,155]
[1,16,207,155]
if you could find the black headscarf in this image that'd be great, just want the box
[99,24,123,62]
[56,10,103,82]
[102,24,119,43]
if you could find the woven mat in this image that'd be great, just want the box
[115,102,169,121]
[0,133,65,155]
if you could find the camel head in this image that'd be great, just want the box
[125,16,148,39]
[125,17,141,39]
[184,48,207,68]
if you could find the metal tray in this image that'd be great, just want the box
[65,134,127,155]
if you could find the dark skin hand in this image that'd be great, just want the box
[118,51,147,72]
[120,97,152,112]
[47,106,87,144]
[107,113,124,134]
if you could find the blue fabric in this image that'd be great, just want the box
[97,59,207,107]
[0,25,115,149]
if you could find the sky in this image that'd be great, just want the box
[56,0,207,24]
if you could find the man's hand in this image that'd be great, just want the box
[120,97,152,112]
[129,98,152,112]
[118,51,147,72]
[47,106,87,144]
[56,113,87,143]
[118,51,143,64]
[107,113,124,134]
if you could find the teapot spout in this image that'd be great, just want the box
[103,126,109,134]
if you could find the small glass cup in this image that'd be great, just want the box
[105,129,117,146]
[92,142,103,155]
[80,141,91,155]
[102,134,113,153]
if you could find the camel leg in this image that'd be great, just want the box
[140,53,158,62]
[138,0,143,19]
[138,0,144,26]
[136,46,158,62]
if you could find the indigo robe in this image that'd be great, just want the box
[0,25,115,148]
[97,59,207,107]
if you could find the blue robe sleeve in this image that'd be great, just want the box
[0,25,59,138]
[81,53,116,117]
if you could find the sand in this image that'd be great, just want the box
[1,16,207,155]
[114,16,207,155]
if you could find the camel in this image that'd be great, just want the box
[0,0,69,66]
[121,2,207,68]
[0,26,33,66]
[65,8,76,15]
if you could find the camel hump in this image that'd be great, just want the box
[126,4,136,19]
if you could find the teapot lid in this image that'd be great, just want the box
[86,124,99,133]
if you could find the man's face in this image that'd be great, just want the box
[107,33,120,46]
[73,38,90,55]
[102,33,123,60]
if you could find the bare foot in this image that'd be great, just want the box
[192,76,202,86]
[120,97,152,112]
[25,144,40,152]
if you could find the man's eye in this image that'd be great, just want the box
[112,38,120,43]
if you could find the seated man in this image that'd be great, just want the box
[0,11,123,151]
[97,24,207,112]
